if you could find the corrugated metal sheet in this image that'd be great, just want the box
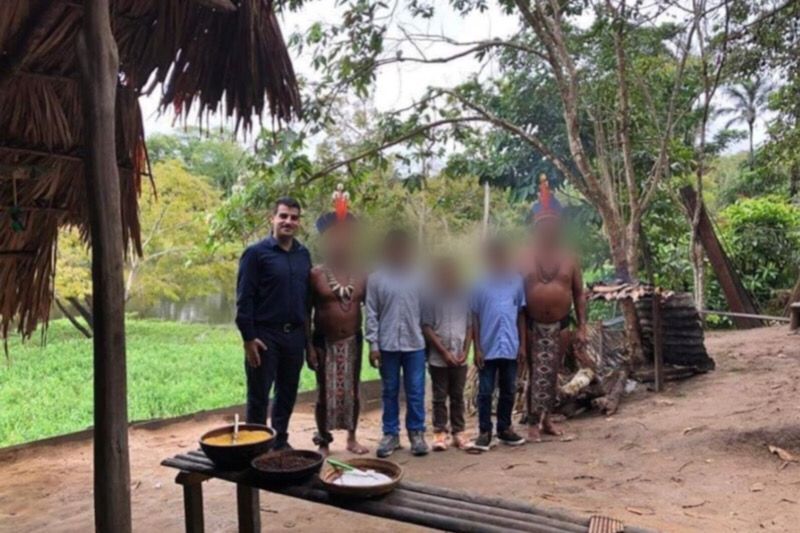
[589,515,625,533]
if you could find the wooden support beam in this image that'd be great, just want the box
[679,186,764,329]
[77,1,132,532]
[236,484,261,533]
[0,206,68,214]
[0,146,84,163]
[652,292,664,393]
[176,472,208,533]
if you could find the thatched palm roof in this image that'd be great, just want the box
[0,0,301,338]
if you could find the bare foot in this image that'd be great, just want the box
[527,425,542,442]
[317,445,330,457]
[541,416,563,437]
[346,439,369,455]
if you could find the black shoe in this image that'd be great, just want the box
[472,432,493,451]
[272,437,292,452]
[497,428,526,446]
[409,431,429,456]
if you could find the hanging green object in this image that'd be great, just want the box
[10,206,25,233]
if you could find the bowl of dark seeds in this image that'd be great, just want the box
[251,449,324,484]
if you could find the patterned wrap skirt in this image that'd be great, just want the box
[526,321,562,419]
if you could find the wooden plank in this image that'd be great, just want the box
[175,473,206,533]
[77,1,131,532]
[652,292,664,393]
[236,484,260,533]
[161,452,659,533]
[680,186,763,329]
[698,309,790,323]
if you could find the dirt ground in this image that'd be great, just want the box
[1,326,799,533]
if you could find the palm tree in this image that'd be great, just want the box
[718,76,773,168]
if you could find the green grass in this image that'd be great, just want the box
[0,319,379,447]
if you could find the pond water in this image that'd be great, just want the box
[127,293,236,324]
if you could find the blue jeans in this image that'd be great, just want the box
[379,350,426,435]
[477,358,517,434]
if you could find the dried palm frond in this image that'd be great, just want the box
[0,0,301,339]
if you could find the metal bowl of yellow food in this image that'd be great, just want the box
[200,423,275,470]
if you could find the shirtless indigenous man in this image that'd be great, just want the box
[521,175,592,442]
[307,186,369,456]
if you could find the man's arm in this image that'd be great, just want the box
[517,310,527,364]
[365,273,382,367]
[422,325,457,366]
[471,312,484,369]
[236,246,266,367]
[571,257,593,369]
[305,268,318,370]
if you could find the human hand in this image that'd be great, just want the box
[454,350,468,366]
[575,326,588,348]
[474,350,484,370]
[306,345,319,370]
[244,338,267,368]
[369,350,381,368]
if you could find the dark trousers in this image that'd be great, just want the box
[429,365,467,434]
[477,359,517,434]
[245,325,306,444]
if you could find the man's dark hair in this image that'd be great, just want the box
[273,196,302,214]
[384,228,412,247]
[484,235,510,257]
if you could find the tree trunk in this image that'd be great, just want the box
[77,1,132,532]
[748,121,755,169]
[606,224,644,363]
[482,181,490,239]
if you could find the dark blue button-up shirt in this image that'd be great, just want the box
[235,236,312,342]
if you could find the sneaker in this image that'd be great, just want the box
[497,428,526,446]
[432,432,448,452]
[409,431,430,456]
[376,434,401,458]
[472,432,493,452]
[451,432,468,450]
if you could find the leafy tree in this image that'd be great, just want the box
[718,195,800,311]
[55,161,237,307]
[147,129,251,196]
[717,77,772,168]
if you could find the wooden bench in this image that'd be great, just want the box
[162,451,653,533]
[791,302,800,332]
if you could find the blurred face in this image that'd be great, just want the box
[322,222,356,263]
[434,259,460,292]
[533,217,561,248]
[271,204,301,239]
[485,244,510,274]
[384,238,413,267]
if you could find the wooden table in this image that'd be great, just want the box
[162,451,654,533]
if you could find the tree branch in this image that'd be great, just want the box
[303,116,486,183]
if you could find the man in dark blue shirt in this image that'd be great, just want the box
[236,197,312,450]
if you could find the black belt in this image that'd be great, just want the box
[256,322,303,333]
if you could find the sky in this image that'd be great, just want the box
[139,1,763,154]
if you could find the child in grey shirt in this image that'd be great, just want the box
[422,257,472,451]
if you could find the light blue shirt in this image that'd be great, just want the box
[470,272,526,360]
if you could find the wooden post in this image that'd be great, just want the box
[77,1,132,532]
[176,472,208,533]
[652,293,664,393]
[790,303,800,333]
[236,484,261,533]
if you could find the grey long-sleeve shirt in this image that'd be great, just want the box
[365,266,426,352]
